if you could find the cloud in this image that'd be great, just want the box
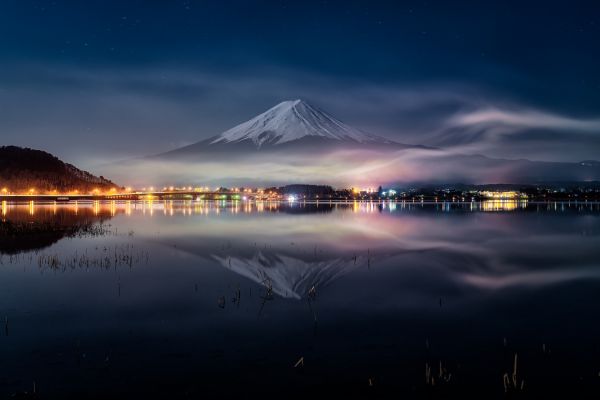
[422,107,600,161]
[1,63,599,170]
[97,144,600,189]
[449,107,600,133]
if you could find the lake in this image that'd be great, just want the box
[1,200,600,399]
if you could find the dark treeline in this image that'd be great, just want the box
[0,146,118,193]
[268,184,336,198]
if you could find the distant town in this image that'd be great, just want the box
[2,182,600,202]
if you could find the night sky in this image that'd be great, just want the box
[1,0,599,167]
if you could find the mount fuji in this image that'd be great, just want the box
[107,99,600,186]
[155,99,426,159]
[210,99,393,147]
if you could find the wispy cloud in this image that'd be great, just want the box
[449,107,600,133]
[1,63,599,169]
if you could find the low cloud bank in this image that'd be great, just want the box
[99,148,600,188]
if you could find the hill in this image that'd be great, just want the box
[0,146,118,194]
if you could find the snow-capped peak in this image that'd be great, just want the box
[210,99,393,147]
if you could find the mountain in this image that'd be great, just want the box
[211,99,394,147]
[0,146,118,194]
[155,99,427,159]
[104,100,600,186]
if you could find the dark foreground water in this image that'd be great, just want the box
[1,200,600,399]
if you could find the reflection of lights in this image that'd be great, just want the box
[481,200,528,212]
[1,200,7,217]
[29,200,35,215]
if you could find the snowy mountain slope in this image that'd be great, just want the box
[210,99,394,148]
[151,99,426,160]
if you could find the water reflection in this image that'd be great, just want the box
[3,200,598,295]
[480,199,527,211]
[0,201,117,254]
[1,200,600,398]
[3,199,598,219]
[214,252,373,299]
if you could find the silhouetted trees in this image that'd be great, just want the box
[0,146,118,193]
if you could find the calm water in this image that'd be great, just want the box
[1,200,600,399]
